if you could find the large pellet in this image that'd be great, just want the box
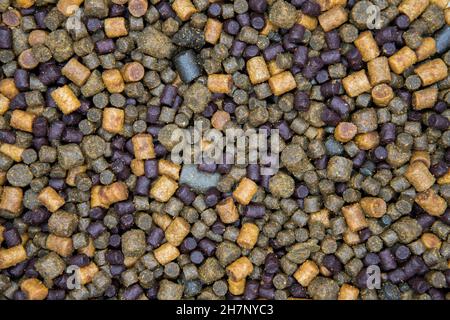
[342,203,368,232]
[226,257,254,282]
[0,245,27,269]
[268,71,297,96]
[360,197,387,218]
[38,186,65,213]
[154,243,180,265]
[318,6,348,32]
[415,188,447,216]
[415,37,436,61]
[21,278,48,300]
[354,31,380,62]
[236,223,259,249]
[342,70,371,97]
[10,110,36,133]
[398,0,430,22]
[388,46,417,74]
[50,85,81,114]
[247,56,271,85]
[233,177,258,205]
[404,161,436,192]
[216,197,239,224]
[414,58,448,86]
[165,217,190,246]
[367,57,391,86]
[293,260,319,287]
[412,87,438,110]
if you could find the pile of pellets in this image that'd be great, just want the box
[0,0,449,301]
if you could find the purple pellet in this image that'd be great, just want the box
[408,277,431,294]
[380,123,396,144]
[394,245,410,262]
[291,0,306,8]
[120,214,135,230]
[293,46,308,67]
[176,184,196,205]
[48,178,65,191]
[89,207,105,220]
[388,268,407,284]
[325,30,341,49]
[0,130,16,144]
[135,176,151,196]
[346,47,364,70]
[243,280,260,300]
[198,162,217,173]
[123,284,144,300]
[160,85,178,107]
[198,238,216,257]
[39,62,61,85]
[0,26,12,49]
[322,254,343,275]
[395,14,410,29]
[231,40,246,57]
[250,13,265,30]
[180,237,197,253]
[430,161,448,178]
[202,102,218,118]
[259,286,275,300]
[95,39,116,54]
[48,121,66,141]
[264,253,280,274]
[320,49,341,65]
[106,250,125,265]
[146,106,161,124]
[294,90,310,112]
[190,250,204,265]
[263,43,283,61]
[224,19,240,35]
[14,69,29,91]
[275,120,292,140]
[302,56,324,79]
[47,289,66,300]
[315,69,330,84]
[236,13,250,27]
[114,201,135,216]
[288,24,305,43]
[147,227,164,247]
[428,114,449,130]
[244,203,266,218]
[34,9,47,29]
[144,159,159,179]
[62,128,83,143]
[247,164,260,182]
[86,18,103,33]
[244,45,260,59]
[211,221,225,235]
[248,0,267,13]
[301,0,321,16]
[204,187,221,207]
[207,3,221,17]
[363,252,380,266]
[109,234,121,248]
[352,151,366,168]
[68,254,90,267]
[155,1,176,19]
[87,221,106,239]
[3,228,21,248]
[321,107,341,126]
[372,146,388,161]
[109,3,126,16]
